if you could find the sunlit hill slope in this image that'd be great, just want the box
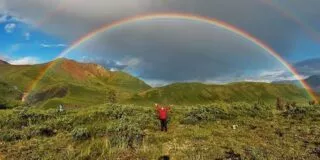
[0,58,314,107]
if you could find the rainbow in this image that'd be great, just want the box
[23,13,318,102]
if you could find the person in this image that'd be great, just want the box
[58,104,64,112]
[155,103,171,132]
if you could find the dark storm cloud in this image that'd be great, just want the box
[3,0,319,54]
[77,19,283,82]
[294,58,320,76]
[1,0,319,83]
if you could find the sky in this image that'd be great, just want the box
[0,0,319,86]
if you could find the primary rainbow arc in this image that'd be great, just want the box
[23,13,318,102]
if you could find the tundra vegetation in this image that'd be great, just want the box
[1,102,320,159]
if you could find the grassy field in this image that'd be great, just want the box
[1,102,320,159]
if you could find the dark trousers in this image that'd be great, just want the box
[160,119,168,132]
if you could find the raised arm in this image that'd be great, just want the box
[155,103,160,110]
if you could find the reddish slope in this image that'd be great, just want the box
[59,59,112,80]
[0,59,9,65]
[46,58,151,91]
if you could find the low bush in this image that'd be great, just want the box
[0,130,22,142]
[71,127,91,140]
[22,125,56,139]
[105,104,136,120]
[18,110,52,125]
[282,105,320,120]
[180,105,231,125]
[0,112,28,129]
[229,102,273,119]
[37,125,56,137]
[106,118,145,149]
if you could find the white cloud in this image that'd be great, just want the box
[110,68,118,72]
[8,57,39,65]
[24,32,31,40]
[4,23,16,33]
[0,10,31,24]
[143,79,172,87]
[258,70,307,81]
[40,43,67,48]
[0,14,8,23]
[124,58,141,67]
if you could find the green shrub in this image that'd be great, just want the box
[51,116,74,131]
[107,118,145,148]
[22,125,56,139]
[225,102,274,119]
[105,104,135,120]
[37,125,56,137]
[0,113,28,129]
[17,109,53,126]
[0,130,22,142]
[72,127,91,140]
[282,105,320,120]
[180,105,231,125]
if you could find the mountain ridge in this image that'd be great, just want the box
[0,59,9,65]
[273,75,320,92]
[0,58,315,106]
[131,81,310,104]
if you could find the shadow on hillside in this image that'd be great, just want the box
[158,155,170,160]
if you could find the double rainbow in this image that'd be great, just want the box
[23,13,318,102]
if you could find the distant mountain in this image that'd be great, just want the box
[306,75,320,91]
[131,82,309,104]
[294,58,320,76]
[283,58,320,92]
[295,58,320,69]
[0,59,9,65]
[0,58,314,106]
[0,58,151,107]
[273,75,320,92]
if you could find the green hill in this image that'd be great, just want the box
[0,58,313,106]
[273,75,320,92]
[0,80,22,108]
[0,58,151,107]
[132,82,310,104]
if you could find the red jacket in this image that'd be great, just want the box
[156,105,170,120]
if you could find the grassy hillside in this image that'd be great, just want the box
[133,82,310,104]
[0,80,22,108]
[273,75,320,92]
[0,58,314,107]
[0,58,151,107]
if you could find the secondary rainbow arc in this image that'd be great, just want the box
[23,13,318,102]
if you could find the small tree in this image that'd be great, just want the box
[276,97,284,110]
[108,90,117,104]
[0,97,7,109]
[285,102,292,110]
[309,100,316,106]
